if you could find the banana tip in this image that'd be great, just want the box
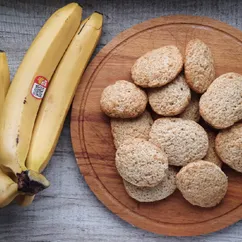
[17,171,50,195]
[0,50,4,53]
[94,11,103,15]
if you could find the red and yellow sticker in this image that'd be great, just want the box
[31,76,49,99]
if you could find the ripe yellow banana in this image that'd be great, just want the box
[0,3,82,194]
[27,11,103,172]
[0,51,10,111]
[17,12,103,206]
[0,168,19,208]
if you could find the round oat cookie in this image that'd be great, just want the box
[123,167,177,202]
[131,45,183,88]
[100,80,147,118]
[199,72,242,129]
[111,110,153,149]
[215,123,242,172]
[148,75,191,116]
[185,39,215,93]
[115,138,168,187]
[176,160,228,207]
[149,118,208,166]
[178,92,200,122]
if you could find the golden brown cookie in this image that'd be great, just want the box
[215,123,242,172]
[131,46,183,88]
[148,75,191,116]
[149,118,208,166]
[100,80,147,118]
[185,39,215,93]
[115,138,168,187]
[123,167,177,202]
[176,160,228,207]
[111,110,153,149]
[199,72,242,129]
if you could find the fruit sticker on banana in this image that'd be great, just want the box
[31,76,49,99]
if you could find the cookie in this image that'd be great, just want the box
[131,46,183,88]
[148,75,191,116]
[185,39,215,93]
[204,128,222,167]
[111,110,153,149]
[100,80,147,118]
[115,138,168,187]
[176,160,228,207]
[123,167,177,202]
[199,72,242,129]
[215,123,242,172]
[178,92,200,122]
[149,118,208,166]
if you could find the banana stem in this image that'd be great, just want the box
[17,170,50,195]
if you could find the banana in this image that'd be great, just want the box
[16,12,103,206]
[0,168,19,208]
[0,3,82,194]
[27,12,103,172]
[0,51,10,111]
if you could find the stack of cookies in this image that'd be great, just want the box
[100,39,241,208]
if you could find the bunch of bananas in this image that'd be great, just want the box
[0,3,103,207]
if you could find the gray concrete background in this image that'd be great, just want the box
[0,0,242,241]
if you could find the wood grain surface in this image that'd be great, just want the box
[71,15,242,236]
[1,0,242,241]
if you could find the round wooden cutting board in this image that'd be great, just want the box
[71,15,242,236]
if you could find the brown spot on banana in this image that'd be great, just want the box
[16,135,19,145]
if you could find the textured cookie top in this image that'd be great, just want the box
[111,110,153,149]
[185,39,215,93]
[148,75,191,116]
[123,166,177,202]
[178,92,200,122]
[149,118,208,166]
[199,72,242,129]
[131,45,183,88]
[215,123,242,172]
[100,80,147,118]
[115,138,168,187]
[204,128,222,167]
[176,160,228,207]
